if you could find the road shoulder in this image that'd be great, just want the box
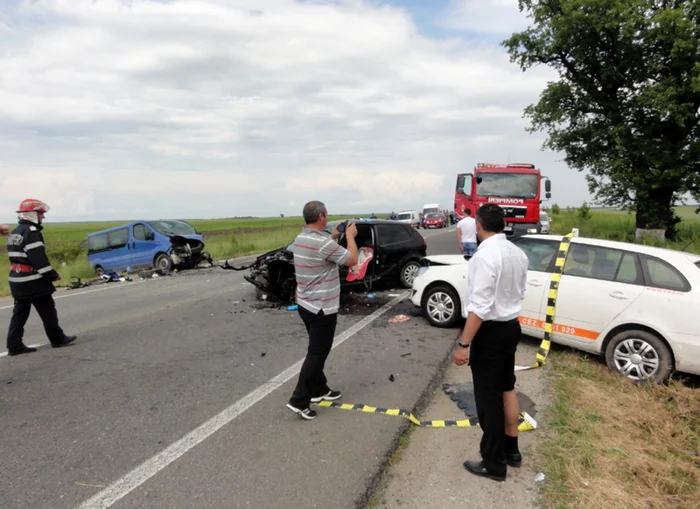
[371,339,550,509]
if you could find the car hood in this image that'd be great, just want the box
[423,254,467,265]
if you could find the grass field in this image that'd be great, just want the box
[0,214,362,297]
[1,206,698,298]
[538,350,699,509]
[549,206,700,254]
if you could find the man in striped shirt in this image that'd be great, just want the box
[286,201,359,420]
[5,199,77,356]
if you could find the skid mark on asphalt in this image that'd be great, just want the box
[76,292,409,509]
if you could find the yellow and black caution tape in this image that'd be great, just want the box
[313,401,538,432]
[515,232,574,372]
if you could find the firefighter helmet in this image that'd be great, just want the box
[17,199,51,213]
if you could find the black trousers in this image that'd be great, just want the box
[6,295,66,351]
[469,318,521,476]
[289,306,338,408]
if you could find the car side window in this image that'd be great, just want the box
[376,224,411,246]
[563,244,623,281]
[515,239,560,272]
[614,253,644,285]
[133,224,148,241]
[641,256,690,292]
[108,228,129,249]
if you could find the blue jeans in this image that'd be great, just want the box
[461,242,478,256]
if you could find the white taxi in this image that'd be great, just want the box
[410,234,700,383]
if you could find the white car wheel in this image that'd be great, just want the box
[604,330,673,384]
[422,285,461,328]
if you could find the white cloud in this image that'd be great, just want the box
[0,0,588,222]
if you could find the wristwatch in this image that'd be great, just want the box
[458,342,470,349]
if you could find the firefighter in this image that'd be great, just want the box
[5,199,77,356]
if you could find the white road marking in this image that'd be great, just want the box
[0,343,44,358]
[75,292,409,509]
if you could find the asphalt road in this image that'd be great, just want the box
[0,224,462,509]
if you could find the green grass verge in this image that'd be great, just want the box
[537,350,699,509]
[549,207,700,254]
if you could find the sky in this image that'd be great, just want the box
[0,0,593,222]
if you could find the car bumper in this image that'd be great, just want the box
[671,332,700,376]
[410,269,432,307]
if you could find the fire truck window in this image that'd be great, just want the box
[476,173,538,199]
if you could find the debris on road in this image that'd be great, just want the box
[389,314,410,323]
[389,374,396,382]
[535,473,546,483]
[287,304,298,311]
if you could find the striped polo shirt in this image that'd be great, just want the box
[293,227,351,314]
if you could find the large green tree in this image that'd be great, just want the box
[504,0,700,239]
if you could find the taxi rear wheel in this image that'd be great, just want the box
[604,330,673,384]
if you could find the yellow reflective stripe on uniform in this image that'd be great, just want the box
[24,242,44,251]
[37,266,54,274]
[9,274,43,282]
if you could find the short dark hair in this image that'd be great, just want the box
[475,204,505,233]
[303,201,326,224]
[464,208,472,216]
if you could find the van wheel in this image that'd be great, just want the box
[95,266,105,277]
[604,330,673,384]
[154,253,173,273]
[400,260,421,288]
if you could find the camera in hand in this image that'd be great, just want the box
[337,221,349,233]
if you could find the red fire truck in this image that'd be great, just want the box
[454,162,552,240]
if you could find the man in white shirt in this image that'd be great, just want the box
[454,203,529,482]
[456,208,477,257]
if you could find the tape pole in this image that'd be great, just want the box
[515,232,574,372]
[313,401,537,431]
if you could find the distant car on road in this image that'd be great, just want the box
[539,212,550,233]
[241,219,428,303]
[422,213,446,229]
[396,210,421,228]
[410,233,700,383]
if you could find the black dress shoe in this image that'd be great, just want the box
[8,345,38,356]
[463,460,506,482]
[507,453,522,468]
[52,336,77,348]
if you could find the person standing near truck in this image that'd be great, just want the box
[5,199,77,356]
[456,208,477,257]
[286,201,359,420]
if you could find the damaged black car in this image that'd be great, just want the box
[228,219,428,303]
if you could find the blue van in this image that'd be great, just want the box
[86,220,212,275]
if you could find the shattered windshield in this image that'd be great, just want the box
[476,172,538,199]
[147,220,197,236]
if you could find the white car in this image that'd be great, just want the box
[410,234,700,383]
[539,212,550,234]
[396,210,421,228]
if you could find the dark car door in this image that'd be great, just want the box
[337,222,377,287]
[374,223,415,278]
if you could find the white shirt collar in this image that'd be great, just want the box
[476,233,506,250]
